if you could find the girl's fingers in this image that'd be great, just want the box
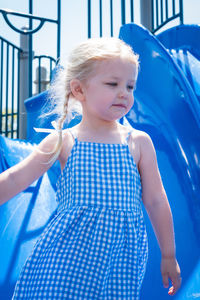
[162,274,169,289]
[161,258,181,295]
[168,286,175,295]
[171,275,182,295]
[168,275,182,296]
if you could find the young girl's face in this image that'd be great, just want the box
[81,57,137,122]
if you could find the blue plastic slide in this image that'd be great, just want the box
[0,23,200,299]
[0,136,59,299]
[119,23,200,299]
[157,25,200,104]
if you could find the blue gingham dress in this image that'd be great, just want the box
[13,130,148,299]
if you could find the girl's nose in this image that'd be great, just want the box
[118,89,128,99]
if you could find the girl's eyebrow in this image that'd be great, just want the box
[128,80,136,84]
[107,76,136,83]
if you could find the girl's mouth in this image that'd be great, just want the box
[112,104,127,109]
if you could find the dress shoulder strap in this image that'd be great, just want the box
[68,128,78,142]
[125,130,133,144]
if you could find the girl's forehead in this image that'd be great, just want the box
[94,58,137,77]
[97,57,133,67]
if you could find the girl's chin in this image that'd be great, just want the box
[103,113,127,122]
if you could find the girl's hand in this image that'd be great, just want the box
[161,257,181,296]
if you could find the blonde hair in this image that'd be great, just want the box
[47,37,139,163]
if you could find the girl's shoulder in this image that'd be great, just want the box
[59,129,75,170]
[119,125,152,144]
[129,129,157,172]
[129,128,155,155]
[120,126,154,166]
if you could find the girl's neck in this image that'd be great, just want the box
[76,116,125,144]
[79,115,119,134]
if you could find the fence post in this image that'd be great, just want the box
[19,26,29,139]
[34,66,49,94]
[140,0,153,32]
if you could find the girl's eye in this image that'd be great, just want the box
[127,85,134,90]
[105,82,118,87]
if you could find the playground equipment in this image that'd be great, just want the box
[0,23,200,299]
[119,23,200,300]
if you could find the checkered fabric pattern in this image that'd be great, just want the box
[12,130,148,300]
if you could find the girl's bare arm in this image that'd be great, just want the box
[138,132,181,295]
[0,133,59,205]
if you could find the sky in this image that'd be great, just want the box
[0,0,200,86]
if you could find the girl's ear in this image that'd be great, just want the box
[70,79,85,102]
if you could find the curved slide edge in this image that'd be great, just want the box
[157,24,200,60]
[157,24,200,103]
[119,23,200,299]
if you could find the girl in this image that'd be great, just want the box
[0,37,181,299]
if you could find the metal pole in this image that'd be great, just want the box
[57,0,61,58]
[34,65,48,94]
[29,0,33,97]
[99,0,102,37]
[88,0,91,38]
[179,0,183,24]
[140,0,153,32]
[130,0,134,23]
[19,26,29,139]
[121,0,126,25]
[110,0,113,36]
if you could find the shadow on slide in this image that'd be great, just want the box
[119,23,200,299]
[0,23,200,299]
